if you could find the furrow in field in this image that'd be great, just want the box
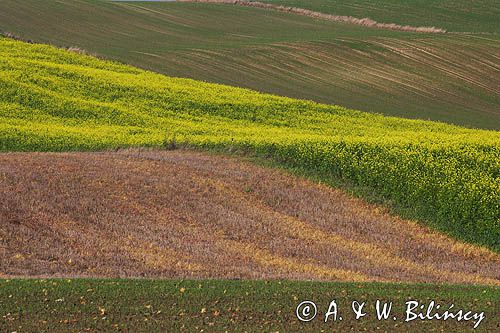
[374,38,500,96]
[220,240,371,282]
[0,182,205,278]
[161,36,499,125]
[131,150,499,283]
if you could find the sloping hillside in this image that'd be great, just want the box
[1,3,499,332]
[0,0,499,129]
[1,38,499,250]
[261,0,500,33]
[2,150,498,285]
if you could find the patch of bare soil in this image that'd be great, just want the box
[0,150,498,284]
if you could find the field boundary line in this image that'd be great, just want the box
[178,0,446,33]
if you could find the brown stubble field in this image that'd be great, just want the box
[0,149,498,285]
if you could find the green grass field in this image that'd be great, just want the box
[1,38,499,250]
[0,279,498,332]
[0,0,499,129]
[262,0,500,33]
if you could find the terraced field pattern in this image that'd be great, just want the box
[1,0,499,129]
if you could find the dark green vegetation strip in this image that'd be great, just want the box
[261,0,500,33]
[1,39,499,251]
[0,279,498,332]
[0,0,499,129]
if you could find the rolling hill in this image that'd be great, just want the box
[1,3,499,332]
[261,0,500,33]
[2,150,498,284]
[1,38,499,251]
[0,0,499,129]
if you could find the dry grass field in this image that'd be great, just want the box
[1,150,498,285]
